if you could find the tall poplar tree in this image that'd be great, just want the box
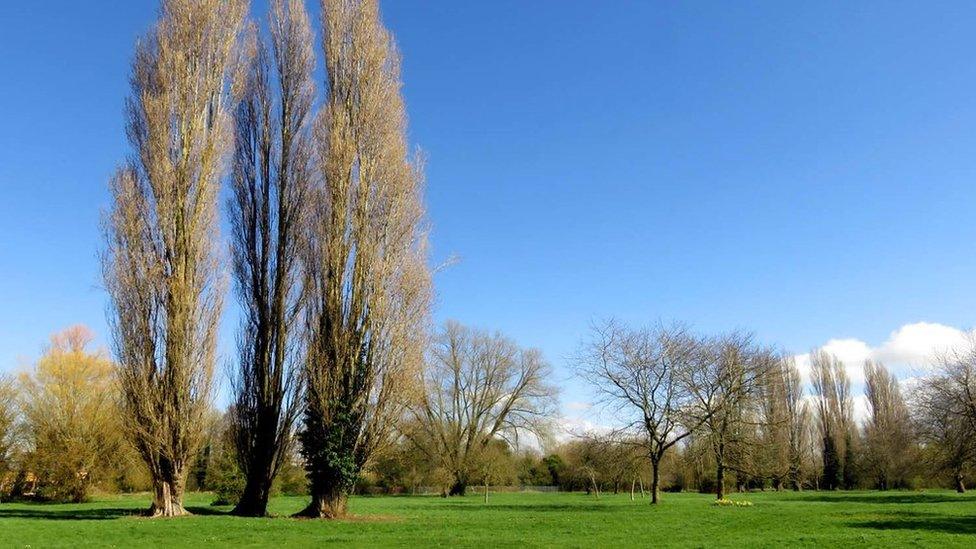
[296,0,431,518]
[228,0,315,517]
[103,0,246,517]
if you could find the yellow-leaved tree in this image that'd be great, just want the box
[19,326,123,502]
[0,375,15,497]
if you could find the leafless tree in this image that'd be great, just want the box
[574,320,704,504]
[929,340,976,432]
[406,321,557,496]
[227,0,314,517]
[752,357,786,490]
[912,341,976,492]
[685,332,776,500]
[862,360,914,489]
[780,357,810,490]
[750,355,810,491]
[103,0,246,517]
[913,379,976,492]
[296,0,432,518]
[810,351,853,490]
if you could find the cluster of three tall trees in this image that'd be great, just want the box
[103,0,429,518]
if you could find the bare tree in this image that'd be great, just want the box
[810,351,852,490]
[929,340,976,432]
[862,360,913,489]
[574,320,703,504]
[913,375,976,493]
[228,0,314,517]
[913,341,976,492]
[753,358,786,490]
[751,355,810,491]
[103,0,246,517]
[406,321,557,496]
[781,357,810,490]
[685,332,776,500]
[297,0,432,518]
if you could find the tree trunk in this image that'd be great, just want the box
[149,478,188,517]
[294,488,348,519]
[650,459,661,504]
[449,478,468,496]
[790,469,801,491]
[630,478,636,501]
[955,470,966,494]
[232,475,272,517]
[716,460,725,500]
[589,472,600,499]
[484,480,489,503]
[638,476,645,498]
[790,460,802,491]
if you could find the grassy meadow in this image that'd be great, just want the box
[1,490,974,547]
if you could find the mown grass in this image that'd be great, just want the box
[1,489,975,547]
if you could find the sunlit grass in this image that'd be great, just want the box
[1,490,975,547]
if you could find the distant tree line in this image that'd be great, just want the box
[4,320,976,508]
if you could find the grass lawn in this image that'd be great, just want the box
[1,490,975,547]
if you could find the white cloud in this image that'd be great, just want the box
[873,322,970,369]
[851,393,870,426]
[795,338,872,384]
[794,321,974,385]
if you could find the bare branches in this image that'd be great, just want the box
[103,0,246,517]
[810,350,853,490]
[574,319,704,503]
[684,332,778,499]
[297,0,432,519]
[862,360,913,489]
[406,321,558,496]
[228,0,314,518]
[913,338,976,491]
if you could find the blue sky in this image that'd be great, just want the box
[2,1,976,417]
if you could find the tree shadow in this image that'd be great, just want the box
[0,507,139,520]
[407,502,616,513]
[184,506,231,516]
[851,513,976,535]
[789,493,966,505]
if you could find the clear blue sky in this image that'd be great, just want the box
[2,1,975,411]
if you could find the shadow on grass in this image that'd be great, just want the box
[0,507,139,520]
[407,502,617,513]
[184,506,231,516]
[851,513,976,535]
[789,493,966,505]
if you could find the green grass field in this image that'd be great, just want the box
[1,490,974,547]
